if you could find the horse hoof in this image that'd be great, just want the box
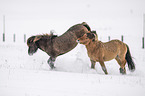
[91,67,95,69]
[119,68,126,75]
[121,72,126,75]
[50,65,55,69]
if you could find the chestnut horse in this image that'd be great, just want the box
[27,22,91,69]
[77,32,135,74]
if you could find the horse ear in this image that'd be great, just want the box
[92,33,98,42]
[33,36,41,42]
[91,30,96,34]
[27,36,36,46]
[94,33,98,41]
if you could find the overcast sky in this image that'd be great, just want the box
[0,0,145,38]
[1,0,145,18]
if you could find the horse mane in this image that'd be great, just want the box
[36,33,58,40]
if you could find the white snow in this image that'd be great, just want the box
[0,41,145,96]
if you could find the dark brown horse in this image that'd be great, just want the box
[27,22,91,69]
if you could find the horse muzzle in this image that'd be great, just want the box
[28,51,34,56]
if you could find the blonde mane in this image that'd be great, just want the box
[36,33,54,37]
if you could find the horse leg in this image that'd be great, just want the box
[47,57,56,69]
[115,57,126,74]
[119,67,126,74]
[120,60,126,74]
[90,60,96,69]
[99,60,108,74]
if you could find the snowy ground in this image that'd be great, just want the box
[0,40,145,96]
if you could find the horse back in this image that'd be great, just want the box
[52,24,89,56]
[102,40,127,61]
[103,40,126,51]
[67,24,90,38]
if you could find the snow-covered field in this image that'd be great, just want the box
[0,39,145,96]
[0,0,145,96]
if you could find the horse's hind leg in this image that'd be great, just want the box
[115,57,126,74]
[99,61,108,74]
[90,60,96,69]
[48,57,56,69]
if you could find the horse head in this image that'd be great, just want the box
[27,36,41,55]
[27,33,58,56]
[77,31,97,45]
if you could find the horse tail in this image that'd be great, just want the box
[81,22,91,32]
[125,44,135,72]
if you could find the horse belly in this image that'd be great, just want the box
[103,52,117,61]
[58,42,78,55]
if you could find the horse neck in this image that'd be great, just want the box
[60,31,76,39]
[50,31,78,55]
[55,31,77,43]
[86,40,100,51]
[37,37,52,52]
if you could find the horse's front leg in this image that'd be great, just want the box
[90,60,96,69]
[99,60,108,74]
[47,57,56,69]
